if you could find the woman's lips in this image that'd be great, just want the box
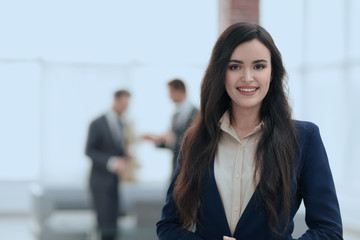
[236,87,259,95]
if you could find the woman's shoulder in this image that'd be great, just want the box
[292,120,322,147]
[292,119,319,134]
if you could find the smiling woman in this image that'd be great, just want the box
[156,22,343,240]
[225,39,272,121]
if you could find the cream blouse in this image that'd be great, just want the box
[214,111,263,235]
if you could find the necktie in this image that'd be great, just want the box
[116,118,124,148]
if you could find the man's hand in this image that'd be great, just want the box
[141,132,173,144]
[141,134,160,142]
[113,157,128,173]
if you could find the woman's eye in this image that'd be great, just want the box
[254,65,265,70]
[229,65,240,70]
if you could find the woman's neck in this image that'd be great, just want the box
[230,106,261,140]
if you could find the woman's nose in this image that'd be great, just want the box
[240,69,253,82]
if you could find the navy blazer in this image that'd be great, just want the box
[156,121,343,240]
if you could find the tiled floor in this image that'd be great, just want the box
[0,214,154,240]
[0,215,34,240]
[1,214,359,240]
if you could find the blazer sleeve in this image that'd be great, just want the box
[85,120,112,170]
[297,123,343,240]
[156,160,204,240]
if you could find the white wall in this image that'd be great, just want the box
[0,0,218,206]
[0,61,42,181]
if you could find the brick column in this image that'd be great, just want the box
[218,0,259,34]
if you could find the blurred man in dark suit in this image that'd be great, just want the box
[142,79,198,176]
[85,90,131,240]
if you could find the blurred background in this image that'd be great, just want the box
[0,0,359,239]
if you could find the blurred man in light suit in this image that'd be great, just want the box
[85,90,131,240]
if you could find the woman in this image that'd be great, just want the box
[156,22,342,240]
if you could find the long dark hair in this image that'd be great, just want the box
[173,22,298,235]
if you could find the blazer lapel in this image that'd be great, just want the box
[205,156,265,239]
[232,185,269,239]
[202,158,232,236]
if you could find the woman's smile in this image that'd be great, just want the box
[236,86,259,95]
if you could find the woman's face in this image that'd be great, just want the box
[225,39,272,114]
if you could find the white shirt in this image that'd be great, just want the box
[214,111,263,235]
[105,110,126,172]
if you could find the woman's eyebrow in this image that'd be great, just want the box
[228,59,243,63]
[253,59,268,64]
[228,59,268,64]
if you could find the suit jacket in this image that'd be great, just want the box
[158,106,198,173]
[171,106,198,165]
[156,121,343,240]
[85,114,126,190]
